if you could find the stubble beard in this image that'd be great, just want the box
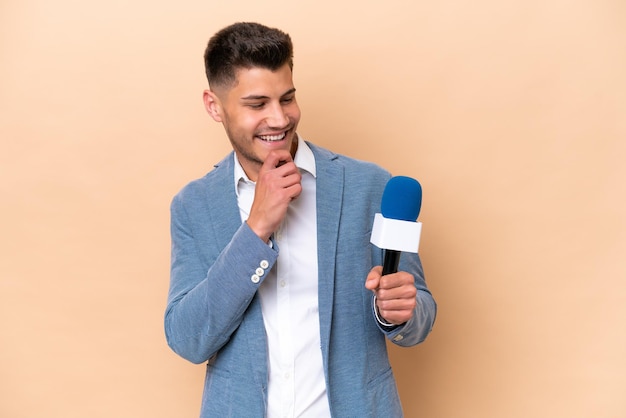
[227,128,298,171]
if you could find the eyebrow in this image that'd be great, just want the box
[241,88,296,101]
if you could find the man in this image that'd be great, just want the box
[165,22,436,417]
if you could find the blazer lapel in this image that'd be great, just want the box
[204,153,242,250]
[310,143,344,365]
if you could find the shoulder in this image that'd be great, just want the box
[172,152,234,206]
[308,141,391,186]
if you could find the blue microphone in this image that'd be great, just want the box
[381,176,422,221]
[370,176,423,275]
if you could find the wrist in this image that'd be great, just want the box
[245,219,273,243]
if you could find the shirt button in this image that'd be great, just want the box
[251,274,260,284]
[393,334,404,342]
[279,280,286,288]
[260,260,269,269]
[255,267,265,276]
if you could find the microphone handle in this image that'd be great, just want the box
[382,250,401,276]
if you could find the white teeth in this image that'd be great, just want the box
[259,132,286,142]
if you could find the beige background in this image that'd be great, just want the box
[1,0,625,417]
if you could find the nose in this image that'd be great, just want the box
[265,102,289,129]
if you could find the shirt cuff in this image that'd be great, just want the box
[372,295,398,329]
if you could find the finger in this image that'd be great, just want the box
[256,161,300,198]
[263,150,293,171]
[378,272,414,290]
[365,276,379,291]
[377,295,417,311]
[377,283,417,302]
[377,298,417,324]
[364,266,382,291]
[284,181,303,201]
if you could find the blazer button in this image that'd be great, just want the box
[255,267,265,276]
[251,274,260,284]
[260,260,269,269]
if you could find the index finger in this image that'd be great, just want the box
[263,150,293,170]
[379,271,414,290]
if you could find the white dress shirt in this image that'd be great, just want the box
[235,137,331,418]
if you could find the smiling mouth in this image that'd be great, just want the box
[257,131,287,142]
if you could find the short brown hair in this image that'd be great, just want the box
[204,22,294,89]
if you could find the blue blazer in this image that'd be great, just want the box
[165,142,436,417]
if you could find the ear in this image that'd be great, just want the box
[203,89,223,122]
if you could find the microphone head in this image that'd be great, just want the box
[381,176,422,222]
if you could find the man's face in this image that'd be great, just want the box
[205,63,301,181]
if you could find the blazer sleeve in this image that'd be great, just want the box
[164,193,277,364]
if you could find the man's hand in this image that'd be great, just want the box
[365,266,417,325]
[246,150,302,242]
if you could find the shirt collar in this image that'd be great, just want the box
[234,135,316,196]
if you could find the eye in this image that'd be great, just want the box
[281,96,295,104]
[246,102,265,109]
